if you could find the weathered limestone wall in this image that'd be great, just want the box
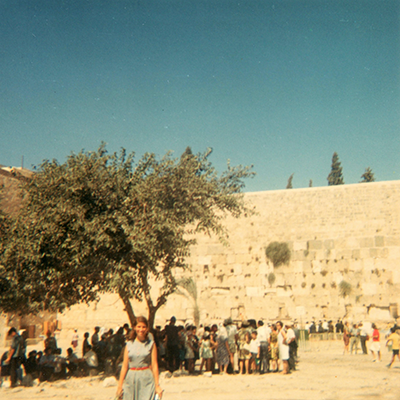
[59,180,400,329]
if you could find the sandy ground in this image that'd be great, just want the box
[1,340,399,400]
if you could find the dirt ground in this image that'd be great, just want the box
[1,340,399,400]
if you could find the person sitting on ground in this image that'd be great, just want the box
[66,347,80,377]
[83,344,99,375]
[39,347,56,382]
[24,350,39,381]
[52,348,67,380]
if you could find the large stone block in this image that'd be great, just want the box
[308,240,323,250]
[293,241,307,251]
[386,236,400,246]
[362,283,378,296]
[360,237,374,248]
[375,236,385,247]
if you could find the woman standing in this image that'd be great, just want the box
[269,324,279,372]
[116,317,163,400]
[343,322,350,355]
[215,326,231,374]
[370,323,381,362]
[276,321,289,374]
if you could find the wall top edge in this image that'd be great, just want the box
[244,179,400,196]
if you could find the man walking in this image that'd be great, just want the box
[5,327,24,388]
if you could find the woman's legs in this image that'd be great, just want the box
[245,359,250,375]
[282,360,289,374]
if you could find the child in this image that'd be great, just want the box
[249,330,260,373]
[199,332,214,373]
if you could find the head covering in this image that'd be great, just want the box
[224,317,233,326]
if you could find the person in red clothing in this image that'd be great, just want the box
[370,323,381,362]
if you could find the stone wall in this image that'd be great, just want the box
[58,180,400,329]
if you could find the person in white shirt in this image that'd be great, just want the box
[257,321,270,374]
[249,330,260,373]
[285,323,297,372]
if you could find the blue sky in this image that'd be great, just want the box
[1,0,399,192]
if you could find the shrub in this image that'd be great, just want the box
[267,273,276,286]
[265,242,291,268]
[339,280,352,298]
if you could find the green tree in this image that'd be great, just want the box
[360,167,375,183]
[327,152,344,186]
[0,145,254,327]
[286,173,294,189]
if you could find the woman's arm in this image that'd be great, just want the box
[116,346,129,397]
[151,343,163,398]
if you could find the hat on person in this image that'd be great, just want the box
[224,317,233,326]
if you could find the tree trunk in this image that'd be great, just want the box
[119,291,136,327]
[147,306,156,331]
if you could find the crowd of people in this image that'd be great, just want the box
[340,321,400,366]
[1,324,131,388]
[161,317,299,376]
[1,316,399,392]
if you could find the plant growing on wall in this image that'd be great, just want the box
[265,242,291,268]
[267,272,276,286]
[339,280,352,298]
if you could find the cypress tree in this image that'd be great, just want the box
[286,173,294,189]
[327,152,344,185]
[360,167,375,183]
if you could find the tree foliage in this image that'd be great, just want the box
[286,173,294,189]
[265,242,291,268]
[360,167,375,183]
[0,145,254,327]
[327,152,344,186]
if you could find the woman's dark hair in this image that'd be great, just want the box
[129,316,149,341]
[84,332,89,338]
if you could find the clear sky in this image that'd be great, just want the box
[1,0,399,192]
